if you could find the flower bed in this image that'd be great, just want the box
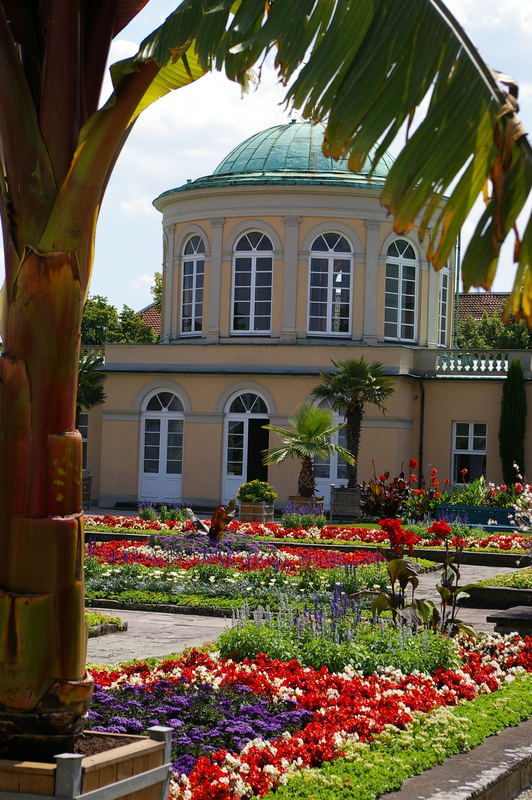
[84,539,391,610]
[86,634,532,800]
[85,514,532,554]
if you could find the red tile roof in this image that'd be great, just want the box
[457,292,510,323]
[140,303,161,336]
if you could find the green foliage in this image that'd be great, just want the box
[76,350,106,417]
[118,305,157,343]
[273,675,532,800]
[263,404,353,498]
[81,295,156,344]
[237,479,278,503]
[218,616,459,675]
[151,271,163,312]
[479,568,532,588]
[311,359,395,486]
[84,557,390,610]
[457,311,532,350]
[499,359,527,484]
[281,511,327,530]
[85,610,123,628]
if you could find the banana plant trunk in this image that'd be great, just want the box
[0,248,93,758]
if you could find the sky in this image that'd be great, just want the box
[3,0,532,311]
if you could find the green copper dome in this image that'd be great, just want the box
[214,121,393,178]
[155,121,393,201]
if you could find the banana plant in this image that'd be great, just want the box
[0,0,530,757]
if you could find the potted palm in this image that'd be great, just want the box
[262,404,354,503]
[236,480,278,523]
[311,359,395,519]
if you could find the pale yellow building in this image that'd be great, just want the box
[85,122,532,509]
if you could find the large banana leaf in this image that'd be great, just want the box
[39,0,532,318]
[137,0,532,320]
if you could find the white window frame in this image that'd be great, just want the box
[231,232,273,334]
[438,269,449,347]
[307,233,353,337]
[452,421,487,484]
[180,235,205,336]
[384,238,418,342]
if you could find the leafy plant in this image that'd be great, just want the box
[237,480,278,504]
[311,359,395,487]
[360,464,410,518]
[263,404,353,497]
[499,359,527,484]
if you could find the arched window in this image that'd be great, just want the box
[181,235,205,335]
[438,268,449,347]
[384,239,418,342]
[140,391,184,501]
[232,231,273,333]
[308,232,353,336]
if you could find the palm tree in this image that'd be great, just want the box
[0,0,530,757]
[263,404,354,498]
[311,359,395,487]
[76,351,106,422]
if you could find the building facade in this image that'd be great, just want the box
[85,122,532,509]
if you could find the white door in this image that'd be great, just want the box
[139,391,184,502]
[222,392,269,503]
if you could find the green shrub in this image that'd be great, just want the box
[218,614,459,675]
[237,479,278,503]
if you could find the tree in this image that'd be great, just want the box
[457,312,532,350]
[81,295,156,344]
[151,271,163,312]
[76,351,106,423]
[118,304,157,343]
[499,359,527,484]
[0,0,530,757]
[81,295,121,344]
[311,359,395,487]
[263,404,353,498]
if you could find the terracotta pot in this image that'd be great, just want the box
[0,727,172,800]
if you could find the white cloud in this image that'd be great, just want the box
[133,274,156,294]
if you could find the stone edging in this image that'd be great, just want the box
[380,714,532,800]
[88,620,129,638]
[461,585,532,609]
[86,598,233,618]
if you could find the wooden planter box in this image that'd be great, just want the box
[238,501,275,523]
[436,504,515,528]
[288,495,324,510]
[329,487,361,522]
[0,727,172,800]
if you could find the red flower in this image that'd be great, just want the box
[461,468,468,476]
[409,458,418,470]
[435,491,441,499]
[379,475,387,482]
[428,520,451,539]
[431,468,437,477]
[515,483,523,492]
